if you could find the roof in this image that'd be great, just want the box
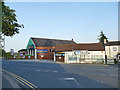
[105,41,120,46]
[31,37,76,47]
[18,49,27,52]
[55,43,105,51]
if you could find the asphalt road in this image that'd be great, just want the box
[2,59,118,88]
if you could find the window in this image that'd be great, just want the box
[68,55,77,61]
[74,57,77,60]
[68,56,73,60]
[50,49,52,52]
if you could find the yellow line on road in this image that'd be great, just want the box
[2,69,38,89]
[7,71,38,88]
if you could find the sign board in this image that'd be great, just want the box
[11,49,14,55]
[25,52,28,55]
[57,52,64,54]
[20,53,23,56]
[76,50,88,55]
[37,49,48,53]
[28,45,34,49]
[113,47,117,52]
[55,53,65,56]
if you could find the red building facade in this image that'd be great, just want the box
[26,37,75,60]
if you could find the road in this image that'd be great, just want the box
[2,59,118,88]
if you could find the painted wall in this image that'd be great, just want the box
[105,45,120,59]
[26,38,35,50]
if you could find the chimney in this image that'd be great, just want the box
[72,38,73,41]
[104,39,107,44]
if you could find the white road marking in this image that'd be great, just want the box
[99,74,106,76]
[35,70,50,72]
[96,80,103,83]
[61,78,75,80]
[109,74,118,77]
[35,70,41,72]
[52,71,58,73]
[59,78,83,88]
[36,70,59,73]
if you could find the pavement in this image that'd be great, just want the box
[2,72,20,88]
[1,59,119,88]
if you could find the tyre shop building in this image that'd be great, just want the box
[26,37,75,59]
[18,49,28,56]
[54,43,105,63]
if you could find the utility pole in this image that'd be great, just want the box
[104,39,107,64]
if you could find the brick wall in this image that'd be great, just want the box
[36,46,55,60]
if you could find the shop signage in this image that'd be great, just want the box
[28,45,34,49]
[113,47,117,51]
[76,50,88,55]
[55,53,65,56]
[20,53,23,56]
[57,52,64,54]
[37,49,48,53]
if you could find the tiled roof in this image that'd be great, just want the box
[55,43,105,51]
[105,41,120,46]
[31,37,76,47]
[18,49,27,52]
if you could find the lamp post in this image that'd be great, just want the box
[104,39,107,64]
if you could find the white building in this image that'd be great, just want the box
[105,41,120,60]
[54,43,105,63]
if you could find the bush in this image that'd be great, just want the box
[16,57,22,59]
[5,52,13,59]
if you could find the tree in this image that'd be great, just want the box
[97,31,108,44]
[2,2,24,37]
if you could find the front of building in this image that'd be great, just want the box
[54,43,105,63]
[18,49,28,56]
[26,37,75,60]
[105,41,120,60]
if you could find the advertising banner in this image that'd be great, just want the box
[28,45,34,49]
[55,53,65,56]
[37,49,48,53]
[20,53,23,56]
[11,49,14,55]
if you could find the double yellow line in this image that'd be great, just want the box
[1,69,38,89]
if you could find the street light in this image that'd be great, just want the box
[104,39,107,64]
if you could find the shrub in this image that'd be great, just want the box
[16,57,22,59]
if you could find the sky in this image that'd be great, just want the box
[5,2,118,52]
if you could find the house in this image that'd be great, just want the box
[54,43,105,63]
[26,37,76,59]
[105,41,120,60]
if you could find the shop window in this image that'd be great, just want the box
[68,56,77,61]
[68,56,73,60]
[74,57,77,60]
